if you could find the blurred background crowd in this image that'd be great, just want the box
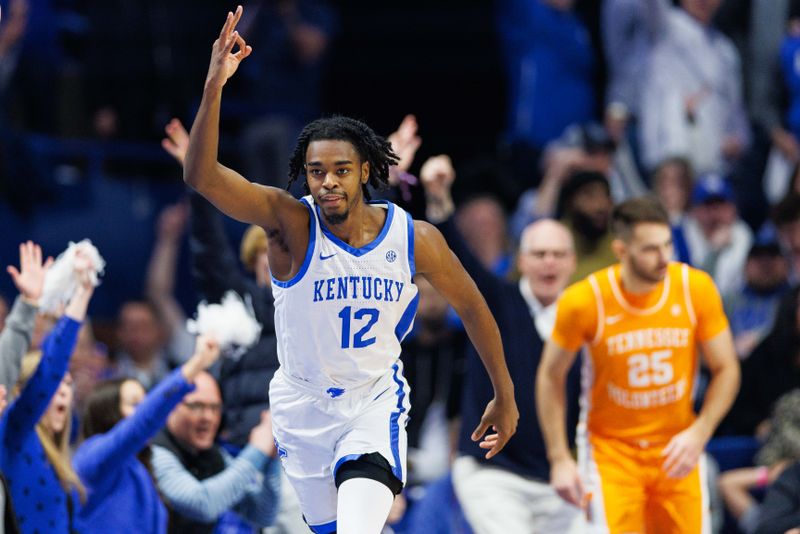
[2,0,800,532]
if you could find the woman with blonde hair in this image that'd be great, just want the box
[0,254,95,533]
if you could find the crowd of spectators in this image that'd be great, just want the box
[3,0,800,533]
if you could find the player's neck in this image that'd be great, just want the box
[618,264,659,295]
[323,202,386,249]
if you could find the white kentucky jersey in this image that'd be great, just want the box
[271,195,419,394]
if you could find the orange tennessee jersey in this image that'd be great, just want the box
[552,262,729,444]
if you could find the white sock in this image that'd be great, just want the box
[336,477,394,534]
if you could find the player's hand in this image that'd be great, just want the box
[249,410,277,458]
[551,456,585,508]
[388,115,422,176]
[205,5,252,90]
[7,241,53,305]
[472,396,518,459]
[661,423,708,479]
[162,118,190,165]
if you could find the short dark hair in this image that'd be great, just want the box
[287,116,399,200]
[611,196,670,240]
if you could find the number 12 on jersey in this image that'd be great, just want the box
[338,306,380,348]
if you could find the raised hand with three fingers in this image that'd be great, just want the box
[205,5,253,91]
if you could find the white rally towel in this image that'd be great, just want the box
[187,291,261,359]
[40,239,105,314]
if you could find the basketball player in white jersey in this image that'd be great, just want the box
[183,7,519,533]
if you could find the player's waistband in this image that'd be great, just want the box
[586,431,674,450]
[276,366,392,400]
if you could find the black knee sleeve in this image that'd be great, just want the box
[334,452,404,495]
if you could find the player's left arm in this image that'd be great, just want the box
[662,271,740,479]
[414,220,519,458]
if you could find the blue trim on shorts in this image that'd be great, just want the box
[394,293,419,342]
[309,519,337,534]
[271,197,317,288]
[333,453,363,479]
[405,210,415,276]
[389,363,407,482]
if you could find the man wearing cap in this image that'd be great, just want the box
[684,173,753,297]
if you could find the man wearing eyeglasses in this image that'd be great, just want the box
[150,371,280,534]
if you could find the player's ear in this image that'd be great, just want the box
[361,161,370,184]
[611,237,627,260]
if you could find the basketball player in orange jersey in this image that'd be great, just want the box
[535,196,740,533]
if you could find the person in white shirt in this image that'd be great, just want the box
[639,0,751,176]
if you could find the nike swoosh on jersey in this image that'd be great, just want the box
[606,314,624,325]
[319,252,337,260]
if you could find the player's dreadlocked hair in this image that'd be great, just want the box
[287,116,399,200]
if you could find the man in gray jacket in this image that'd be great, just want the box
[151,371,281,534]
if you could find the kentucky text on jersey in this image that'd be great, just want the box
[312,276,406,303]
[605,327,691,356]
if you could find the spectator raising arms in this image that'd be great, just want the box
[0,241,52,534]
[73,334,224,534]
[0,249,96,534]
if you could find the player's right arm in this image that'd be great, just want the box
[536,281,595,508]
[183,6,307,237]
[537,339,582,506]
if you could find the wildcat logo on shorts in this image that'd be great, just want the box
[385,250,397,263]
[274,438,288,459]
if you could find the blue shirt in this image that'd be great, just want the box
[73,368,195,534]
[0,316,81,534]
[498,0,595,148]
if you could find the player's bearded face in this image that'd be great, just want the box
[626,223,673,283]
[305,140,367,226]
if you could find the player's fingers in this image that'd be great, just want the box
[485,432,507,459]
[660,438,676,458]
[6,265,19,281]
[471,419,490,442]
[219,10,233,39]
[43,257,54,271]
[668,452,696,479]
[477,433,499,449]
[662,446,687,476]
[233,33,248,60]
[231,5,243,28]
[33,243,42,267]
[219,11,233,39]
[224,30,239,54]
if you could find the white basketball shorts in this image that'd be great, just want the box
[269,360,411,532]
